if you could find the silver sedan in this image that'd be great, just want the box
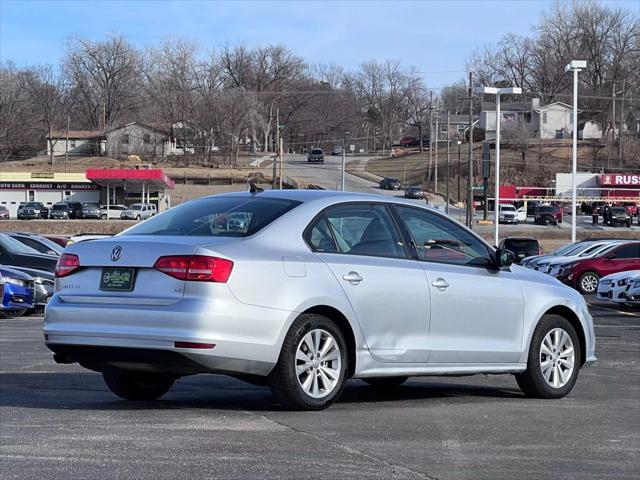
[44,190,596,410]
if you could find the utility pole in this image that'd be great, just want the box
[272,105,279,189]
[467,71,474,229]
[434,97,439,193]
[428,91,433,185]
[446,111,450,214]
[278,137,284,189]
[612,84,616,151]
[619,79,625,164]
[65,115,70,173]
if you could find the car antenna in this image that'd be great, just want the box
[247,179,263,194]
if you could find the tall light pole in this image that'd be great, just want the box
[565,60,587,243]
[341,131,350,191]
[479,86,522,246]
[456,140,462,203]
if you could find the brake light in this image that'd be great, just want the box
[154,255,233,282]
[55,253,80,277]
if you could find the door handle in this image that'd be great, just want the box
[342,271,363,284]
[431,278,450,290]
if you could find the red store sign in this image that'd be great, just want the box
[599,174,640,187]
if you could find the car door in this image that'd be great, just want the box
[306,202,430,363]
[600,243,640,276]
[393,205,524,364]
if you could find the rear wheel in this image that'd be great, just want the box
[268,313,348,410]
[102,371,175,401]
[515,314,581,399]
[101,214,107,220]
[363,377,408,388]
[578,271,600,294]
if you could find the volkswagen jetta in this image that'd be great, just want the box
[45,190,596,410]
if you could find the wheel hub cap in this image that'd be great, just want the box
[295,328,341,399]
[540,328,575,389]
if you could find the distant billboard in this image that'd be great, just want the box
[599,174,640,187]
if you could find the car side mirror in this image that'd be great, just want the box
[494,248,515,269]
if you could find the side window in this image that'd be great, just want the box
[396,206,493,267]
[322,204,406,259]
[305,216,339,253]
[612,244,640,259]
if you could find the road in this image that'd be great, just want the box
[1,299,638,480]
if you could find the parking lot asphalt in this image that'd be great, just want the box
[1,300,638,480]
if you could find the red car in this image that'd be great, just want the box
[43,235,69,248]
[557,241,640,294]
[621,202,639,217]
[551,203,563,223]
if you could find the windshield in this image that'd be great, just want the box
[122,196,301,237]
[311,149,322,154]
[553,242,580,255]
[24,202,42,208]
[0,233,41,254]
[611,207,626,214]
[500,205,516,211]
[578,243,611,257]
[83,203,100,208]
[52,204,68,210]
[537,206,553,213]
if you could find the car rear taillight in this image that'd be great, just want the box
[154,255,233,282]
[55,253,80,277]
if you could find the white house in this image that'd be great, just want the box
[46,130,105,156]
[480,98,582,140]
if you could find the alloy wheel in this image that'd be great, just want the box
[295,328,341,399]
[580,274,598,293]
[539,328,575,389]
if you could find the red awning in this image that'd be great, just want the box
[86,168,175,191]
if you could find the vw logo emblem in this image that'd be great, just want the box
[111,246,122,262]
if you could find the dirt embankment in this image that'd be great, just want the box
[0,220,136,236]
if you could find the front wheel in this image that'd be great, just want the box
[268,313,348,410]
[101,214,107,220]
[102,371,175,400]
[578,271,600,294]
[515,314,581,399]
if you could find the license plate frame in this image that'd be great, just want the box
[99,267,136,292]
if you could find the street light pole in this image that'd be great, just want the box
[446,111,450,214]
[566,60,586,243]
[479,85,522,246]
[341,136,346,191]
[457,140,462,203]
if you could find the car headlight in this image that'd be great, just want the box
[3,276,26,287]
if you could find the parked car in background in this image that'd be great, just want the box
[379,178,402,190]
[49,203,71,219]
[66,233,113,246]
[120,203,157,220]
[100,204,128,220]
[521,241,585,268]
[516,207,527,222]
[43,235,69,248]
[307,148,324,163]
[404,186,425,199]
[399,136,419,147]
[45,190,595,409]
[331,145,343,156]
[17,202,49,219]
[596,270,640,304]
[621,202,638,217]
[81,202,102,219]
[602,206,632,228]
[498,237,541,264]
[556,241,640,294]
[545,241,627,277]
[498,204,519,224]
[623,275,640,306]
[0,206,9,219]
[6,266,54,313]
[0,233,58,272]
[534,205,558,225]
[526,201,541,217]
[66,201,84,219]
[6,232,63,256]
[0,266,35,317]
[525,241,600,271]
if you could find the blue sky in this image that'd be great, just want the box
[1,0,637,88]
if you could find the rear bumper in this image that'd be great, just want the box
[43,292,292,376]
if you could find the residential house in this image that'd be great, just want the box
[46,130,105,156]
[437,115,479,141]
[105,122,174,158]
[479,98,580,140]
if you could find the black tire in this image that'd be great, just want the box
[577,271,600,294]
[101,214,107,220]
[102,371,175,401]
[363,377,408,388]
[136,215,141,220]
[268,313,348,410]
[515,314,581,399]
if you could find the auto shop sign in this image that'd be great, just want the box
[599,174,640,187]
[0,182,99,190]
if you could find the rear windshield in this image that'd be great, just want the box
[122,196,301,237]
[611,207,626,214]
[537,206,553,213]
[311,149,323,154]
[504,239,538,253]
[0,233,40,254]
